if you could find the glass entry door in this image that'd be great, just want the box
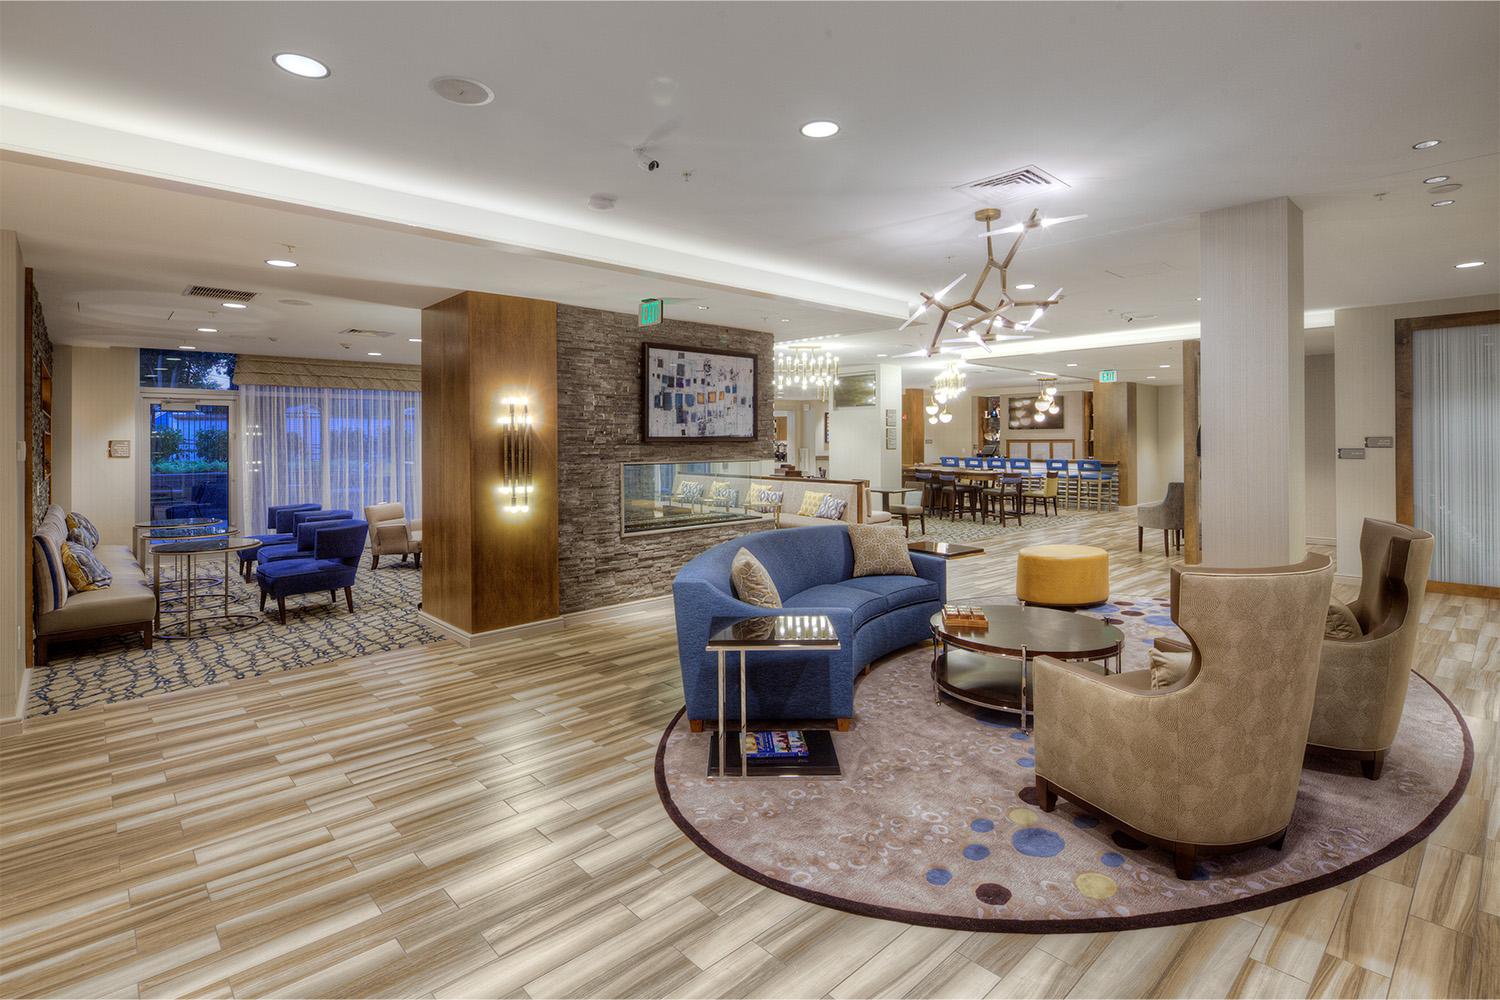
[142,400,235,525]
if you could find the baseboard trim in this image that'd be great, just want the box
[1305,536,1336,546]
[417,610,565,647]
[563,594,673,626]
[0,665,36,736]
[1334,573,1361,588]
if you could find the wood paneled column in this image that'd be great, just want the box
[421,291,559,640]
[1092,380,1137,506]
[1199,197,1305,566]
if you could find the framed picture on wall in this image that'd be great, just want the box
[641,343,758,440]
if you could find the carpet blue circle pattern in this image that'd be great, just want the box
[655,597,1472,932]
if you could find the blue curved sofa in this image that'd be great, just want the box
[672,524,946,730]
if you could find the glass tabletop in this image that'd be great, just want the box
[707,614,840,648]
[152,537,261,555]
[144,524,228,540]
[930,604,1122,659]
[136,517,219,528]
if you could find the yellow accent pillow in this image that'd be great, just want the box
[797,490,829,517]
[60,540,113,592]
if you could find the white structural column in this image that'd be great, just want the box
[1199,198,1305,566]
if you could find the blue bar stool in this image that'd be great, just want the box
[940,456,961,467]
[1076,459,1104,511]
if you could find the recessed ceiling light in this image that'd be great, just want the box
[265,259,298,268]
[1159,364,1171,368]
[1147,375,1157,380]
[1431,200,1455,207]
[273,53,330,79]
[1066,363,1078,367]
[800,120,839,138]
[408,338,422,343]
[1423,175,1450,184]
[1412,139,1441,149]
[368,352,382,356]
[876,354,888,358]
[780,318,790,322]
[1455,261,1486,268]
[697,305,710,310]
[1015,283,1036,290]
[223,302,247,309]
[197,327,217,333]
[1195,297,1202,302]
[178,345,196,350]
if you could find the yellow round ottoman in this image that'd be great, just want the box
[1016,544,1110,608]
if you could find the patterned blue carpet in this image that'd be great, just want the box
[28,560,441,717]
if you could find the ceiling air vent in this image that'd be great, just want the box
[954,165,1069,205]
[335,328,398,339]
[182,284,258,303]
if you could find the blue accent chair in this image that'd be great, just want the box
[962,457,984,469]
[256,520,368,624]
[939,456,961,467]
[238,504,321,580]
[256,511,355,566]
[1010,458,1033,473]
[984,457,1007,470]
[672,524,946,730]
[1076,459,1105,510]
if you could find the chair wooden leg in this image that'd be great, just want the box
[1036,775,1058,812]
[1138,525,1144,552]
[259,591,267,611]
[689,718,704,733]
[1174,844,1196,880]
[1361,751,1386,780]
[371,554,379,570]
[414,552,421,568]
[344,586,354,614]
[1163,530,1170,557]
[277,597,287,625]
[836,718,852,732]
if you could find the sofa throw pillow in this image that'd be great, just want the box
[797,490,829,517]
[1325,600,1363,640]
[746,484,766,505]
[677,481,704,502]
[848,523,916,578]
[32,534,69,613]
[713,485,739,506]
[730,548,782,609]
[66,511,100,548]
[61,540,113,592]
[813,495,848,520]
[1148,647,1193,688]
[761,489,783,505]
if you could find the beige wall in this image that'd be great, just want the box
[996,390,1086,458]
[63,346,138,546]
[829,364,902,485]
[1332,292,1498,582]
[1304,353,1336,543]
[1,231,25,723]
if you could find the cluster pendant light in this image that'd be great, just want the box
[926,362,966,424]
[1010,378,1061,428]
[774,345,840,402]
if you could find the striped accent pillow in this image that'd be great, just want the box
[678,481,704,502]
[65,511,101,548]
[32,535,68,613]
[61,541,113,592]
[813,495,848,520]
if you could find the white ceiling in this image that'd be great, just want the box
[2,2,1496,395]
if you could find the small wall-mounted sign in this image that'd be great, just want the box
[108,440,131,458]
[1338,447,1367,460]
[1099,370,1118,383]
[1365,436,1394,448]
[638,298,663,326]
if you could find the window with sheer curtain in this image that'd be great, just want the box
[1412,323,1497,588]
[241,384,421,529]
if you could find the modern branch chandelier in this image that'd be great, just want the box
[774,345,839,401]
[898,207,1085,359]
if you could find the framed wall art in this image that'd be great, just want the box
[642,343,758,441]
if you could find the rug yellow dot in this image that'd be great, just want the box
[1075,872,1118,899]
[1008,808,1038,825]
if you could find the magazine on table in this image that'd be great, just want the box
[742,730,810,758]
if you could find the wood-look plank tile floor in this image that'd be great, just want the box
[2,510,1495,999]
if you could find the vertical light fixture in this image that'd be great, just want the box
[495,395,535,515]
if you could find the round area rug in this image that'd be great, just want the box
[655,597,1472,932]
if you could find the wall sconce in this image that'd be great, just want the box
[495,395,535,515]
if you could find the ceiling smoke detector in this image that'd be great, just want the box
[430,77,494,106]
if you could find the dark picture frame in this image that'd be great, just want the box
[642,342,759,441]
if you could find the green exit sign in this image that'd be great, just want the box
[1099,370,1118,383]
[639,298,663,326]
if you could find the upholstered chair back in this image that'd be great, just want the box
[313,521,369,565]
[1353,518,1434,636]
[269,503,320,534]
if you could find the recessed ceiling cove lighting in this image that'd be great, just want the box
[800,120,839,138]
[1412,139,1441,149]
[265,259,298,268]
[1016,283,1036,290]
[223,302,247,309]
[273,53,330,79]
[1423,176,1450,184]
[1455,261,1486,268]
[1432,200,1455,207]
[197,327,217,333]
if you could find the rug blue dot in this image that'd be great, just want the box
[963,843,991,860]
[1145,615,1176,626]
[926,867,953,885]
[1090,604,1119,613]
[1012,828,1065,857]
[1101,852,1125,867]
[1073,814,1099,829]
[1189,864,1209,881]
[1017,757,1035,768]
[970,818,994,833]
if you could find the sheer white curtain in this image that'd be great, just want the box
[1412,323,1497,588]
[240,384,421,531]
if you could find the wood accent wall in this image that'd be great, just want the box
[421,291,559,635]
[1183,339,1201,564]
[1092,380,1137,506]
[902,388,924,465]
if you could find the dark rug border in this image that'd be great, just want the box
[653,670,1474,933]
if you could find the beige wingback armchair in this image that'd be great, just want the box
[1308,518,1434,779]
[363,502,422,569]
[1032,553,1333,879]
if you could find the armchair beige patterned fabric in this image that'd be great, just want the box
[1307,518,1434,779]
[1032,553,1333,879]
[363,502,422,570]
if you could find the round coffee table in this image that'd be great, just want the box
[929,605,1123,731]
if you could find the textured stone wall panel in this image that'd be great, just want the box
[30,280,53,527]
[555,305,775,614]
